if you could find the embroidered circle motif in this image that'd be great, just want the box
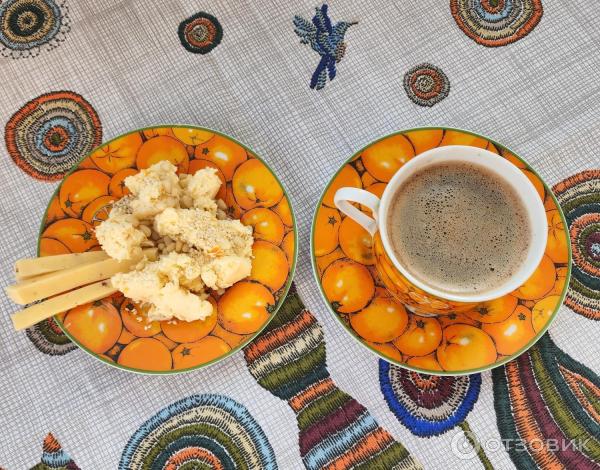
[26,317,76,355]
[0,0,70,58]
[403,63,450,107]
[379,360,481,436]
[119,394,277,469]
[178,12,223,54]
[450,0,543,47]
[5,91,102,181]
[553,170,600,320]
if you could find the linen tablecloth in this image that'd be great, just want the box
[0,0,599,468]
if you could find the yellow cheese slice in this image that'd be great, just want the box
[10,280,116,331]
[15,251,109,280]
[6,257,137,305]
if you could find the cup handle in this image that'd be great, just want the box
[334,187,381,237]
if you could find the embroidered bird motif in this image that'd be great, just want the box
[293,4,357,90]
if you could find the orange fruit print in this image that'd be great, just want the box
[172,337,231,369]
[313,128,570,373]
[436,324,497,370]
[248,241,289,291]
[322,259,375,313]
[361,134,414,182]
[45,196,66,225]
[108,168,137,198]
[137,135,189,173]
[482,305,536,356]
[63,300,122,354]
[120,301,162,337]
[59,169,110,217]
[195,135,247,180]
[241,208,285,244]
[90,133,142,174]
[118,338,173,371]
[42,218,98,252]
[39,127,295,373]
[161,297,218,343]
[313,206,341,256]
[350,296,408,343]
[232,159,283,209]
[218,282,275,335]
[393,316,442,357]
[39,237,71,255]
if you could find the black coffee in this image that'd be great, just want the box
[386,161,531,295]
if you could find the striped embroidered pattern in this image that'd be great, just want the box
[26,316,76,356]
[119,394,277,470]
[493,334,600,469]
[244,286,423,469]
[553,170,600,320]
[30,433,79,470]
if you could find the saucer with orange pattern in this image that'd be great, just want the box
[311,127,571,375]
[39,126,296,374]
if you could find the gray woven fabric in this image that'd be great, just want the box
[0,0,598,468]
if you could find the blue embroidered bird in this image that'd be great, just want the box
[293,4,357,90]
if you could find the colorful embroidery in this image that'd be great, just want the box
[293,4,357,90]
[178,12,223,54]
[31,433,79,470]
[403,63,450,107]
[379,361,481,436]
[379,361,491,468]
[0,0,70,59]
[5,91,102,181]
[493,334,600,468]
[553,170,600,320]
[243,288,423,470]
[119,394,277,469]
[26,316,76,356]
[450,0,543,47]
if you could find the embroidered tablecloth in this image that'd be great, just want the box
[0,0,599,468]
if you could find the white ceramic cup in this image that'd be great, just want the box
[334,145,548,303]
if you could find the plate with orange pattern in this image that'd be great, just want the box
[39,126,296,374]
[311,127,571,375]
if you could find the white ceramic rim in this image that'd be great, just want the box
[376,145,548,302]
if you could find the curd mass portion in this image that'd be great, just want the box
[96,161,253,322]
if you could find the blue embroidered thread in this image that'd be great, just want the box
[379,359,482,437]
[293,4,356,90]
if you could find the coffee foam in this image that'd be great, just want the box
[386,161,531,295]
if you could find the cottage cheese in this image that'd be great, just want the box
[96,161,254,322]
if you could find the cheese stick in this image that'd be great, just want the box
[11,280,117,331]
[7,248,158,305]
[15,251,109,280]
[6,257,136,305]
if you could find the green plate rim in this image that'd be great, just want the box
[310,126,572,376]
[38,124,298,375]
